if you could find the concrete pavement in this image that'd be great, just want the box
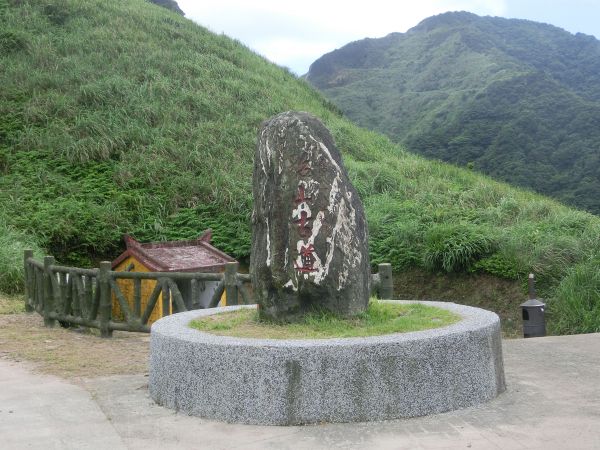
[1,333,599,449]
[0,360,126,449]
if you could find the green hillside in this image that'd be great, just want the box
[1,1,599,334]
[306,12,600,215]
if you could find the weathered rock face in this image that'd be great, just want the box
[251,111,370,321]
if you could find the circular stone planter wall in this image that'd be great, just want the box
[149,301,506,425]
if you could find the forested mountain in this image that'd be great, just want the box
[1,1,599,333]
[306,12,600,214]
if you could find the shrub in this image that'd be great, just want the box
[43,0,71,26]
[471,253,523,280]
[423,223,497,273]
[0,30,28,53]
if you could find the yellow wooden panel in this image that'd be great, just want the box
[112,256,227,321]
[112,256,169,325]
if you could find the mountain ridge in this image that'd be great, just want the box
[306,11,600,213]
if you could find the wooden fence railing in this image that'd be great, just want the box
[23,250,393,337]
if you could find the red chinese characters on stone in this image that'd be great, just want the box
[293,184,312,237]
[294,184,311,205]
[297,160,311,176]
[294,244,317,273]
[294,211,312,237]
[293,157,318,277]
[293,157,319,274]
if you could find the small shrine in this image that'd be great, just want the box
[111,230,235,323]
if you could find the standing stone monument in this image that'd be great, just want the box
[150,113,505,426]
[251,111,370,321]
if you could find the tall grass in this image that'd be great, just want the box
[0,0,599,332]
[423,223,497,272]
[0,219,43,294]
[549,258,600,334]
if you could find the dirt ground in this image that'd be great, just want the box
[0,276,522,381]
[0,295,149,379]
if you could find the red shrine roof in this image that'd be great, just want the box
[111,230,236,273]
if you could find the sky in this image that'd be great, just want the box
[176,0,600,75]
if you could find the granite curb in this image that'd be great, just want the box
[149,301,505,425]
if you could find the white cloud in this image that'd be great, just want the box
[177,0,509,74]
[254,38,339,71]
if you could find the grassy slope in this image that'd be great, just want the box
[1,0,599,333]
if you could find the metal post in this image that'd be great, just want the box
[528,273,536,299]
[23,249,34,312]
[224,262,239,306]
[378,263,393,299]
[98,261,113,338]
[43,256,56,328]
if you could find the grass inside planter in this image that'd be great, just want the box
[189,301,461,339]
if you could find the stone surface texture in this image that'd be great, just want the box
[149,301,506,425]
[251,111,370,321]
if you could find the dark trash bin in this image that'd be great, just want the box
[521,274,546,338]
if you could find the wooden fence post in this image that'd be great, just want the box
[43,256,56,327]
[23,250,34,312]
[224,262,239,306]
[99,261,113,338]
[370,272,380,298]
[161,278,171,317]
[378,263,393,299]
